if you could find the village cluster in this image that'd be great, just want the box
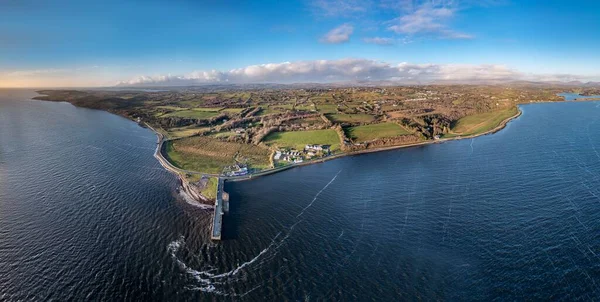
[223,162,249,177]
[273,144,331,164]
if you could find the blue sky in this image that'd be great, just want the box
[1,0,600,87]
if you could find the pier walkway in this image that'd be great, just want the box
[211,178,226,240]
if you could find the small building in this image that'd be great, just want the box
[231,163,248,176]
[305,144,323,151]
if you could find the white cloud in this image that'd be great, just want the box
[310,0,371,17]
[321,23,354,44]
[363,37,395,45]
[441,30,474,39]
[117,58,594,86]
[387,3,473,39]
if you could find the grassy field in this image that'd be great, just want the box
[165,136,271,173]
[221,108,245,113]
[345,123,410,142]
[316,104,339,114]
[263,129,340,151]
[156,105,188,110]
[295,104,317,111]
[163,109,220,119]
[194,107,223,112]
[256,107,284,116]
[211,131,237,139]
[326,113,375,123]
[165,125,209,138]
[448,106,519,137]
[287,117,327,127]
[201,176,218,200]
[273,104,295,110]
[183,174,218,200]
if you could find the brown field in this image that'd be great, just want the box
[165,136,271,173]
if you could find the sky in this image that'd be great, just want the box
[1,0,600,87]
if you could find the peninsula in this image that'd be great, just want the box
[34,84,599,203]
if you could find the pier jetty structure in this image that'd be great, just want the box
[211,178,229,241]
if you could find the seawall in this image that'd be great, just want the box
[146,123,215,205]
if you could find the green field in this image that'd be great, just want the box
[221,108,245,113]
[345,123,410,142]
[156,105,188,111]
[326,113,375,123]
[193,107,223,112]
[287,117,326,127]
[165,125,209,138]
[448,106,519,137]
[211,131,237,139]
[256,107,284,116]
[201,176,218,200]
[165,136,271,173]
[263,129,340,151]
[273,104,295,110]
[162,108,220,119]
[295,104,317,111]
[309,96,333,102]
[316,104,339,114]
[183,174,218,200]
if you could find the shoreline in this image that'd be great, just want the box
[148,105,523,183]
[146,123,217,205]
[226,105,523,181]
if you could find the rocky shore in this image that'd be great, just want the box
[146,123,215,205]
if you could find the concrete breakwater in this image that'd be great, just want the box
[211,178,228,240]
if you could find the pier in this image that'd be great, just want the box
[211,178,227,240]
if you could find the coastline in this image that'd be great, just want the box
[148,105,523,183]
[226,105,523,181]
[27,90,527,204]
[145,123,216,205]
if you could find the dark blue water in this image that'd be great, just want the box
[0,90,215,300]
[2,90,600,300]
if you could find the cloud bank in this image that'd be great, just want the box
[117,58,590,86]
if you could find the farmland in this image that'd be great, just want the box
[165,136,271,174]
[161,108,221,119]
[346,123,411,142]
[263,129,340,151]
[164,125,209,138]
[34,84,571,177]
[327,113,376,124]
[447,106,519,137]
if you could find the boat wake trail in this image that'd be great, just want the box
[168,234,281,296]
[167,170,343,296]
[296,169,342,218]
[469,139,474,156]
